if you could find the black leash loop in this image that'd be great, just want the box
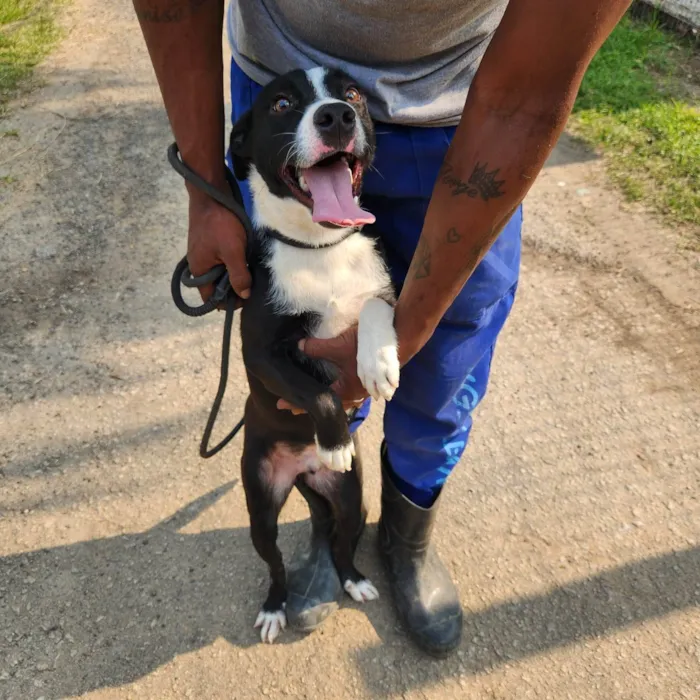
[171,257,231,318]
[168,143,250,458]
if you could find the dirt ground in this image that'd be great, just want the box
[1,1,699,699]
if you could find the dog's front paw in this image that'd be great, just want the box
[315,436,355,472]
[357,343,400,402]
[254,608,287,644]
[357,298,400,402]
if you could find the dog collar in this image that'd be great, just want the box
[263,228,358,250]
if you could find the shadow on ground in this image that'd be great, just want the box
[1,482,698,698]
[544,132,599,168]
[1,482,274,698]
[353,540,700,696]
[0,408,216,515]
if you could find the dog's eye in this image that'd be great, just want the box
[272,97,292,113]
[345,87,361,103]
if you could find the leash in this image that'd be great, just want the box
[168,143,362,459]
[169,143,248,458]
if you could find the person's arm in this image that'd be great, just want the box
[133,0,251,299]
[285,0,632,410]
[394,0,631,363]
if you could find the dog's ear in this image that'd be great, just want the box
[229,109,253,181]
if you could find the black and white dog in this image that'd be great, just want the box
[230,68,400,643]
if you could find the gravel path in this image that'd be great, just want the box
[1,2,699,698]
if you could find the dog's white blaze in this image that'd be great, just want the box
[295,68,368,166]
[306,66,331,100]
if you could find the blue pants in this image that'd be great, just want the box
[229,61,521,507]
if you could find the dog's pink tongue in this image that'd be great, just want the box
[302,160,375,226]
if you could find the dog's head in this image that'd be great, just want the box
[230,67,376,239]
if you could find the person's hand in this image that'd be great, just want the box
[187,193,252,304]
[276,326,369,415]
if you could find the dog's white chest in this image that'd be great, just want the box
[266,235,391,339]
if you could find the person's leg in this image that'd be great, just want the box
[359,124,522,657]
[361,125,521,502]
[382,246,520,508]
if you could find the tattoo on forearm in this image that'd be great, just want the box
[460,241,488,277]
[440,161,506,202]
[134,0,209,22]
[412,206,519,284]
[443,204,519,274]
[446,227,461,243]
[413,238,432,280]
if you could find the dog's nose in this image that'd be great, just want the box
[313,103,356,135]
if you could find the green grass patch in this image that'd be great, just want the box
[571,12,699,240]
[0,0,63,113]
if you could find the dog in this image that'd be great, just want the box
[229,67,400,643]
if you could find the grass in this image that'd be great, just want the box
[570,11,700,240]
[0,0,62,114]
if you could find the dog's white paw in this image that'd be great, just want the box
[357,343,400,402]
[357,298,400,402]
[315,437,355,472]
[344,578,379,603]
[254,608,287,644]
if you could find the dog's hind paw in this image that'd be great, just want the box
[343,578,379,603]
[315,437,355,472]
[254,608,287,644]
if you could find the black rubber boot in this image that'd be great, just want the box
[378,443,463,657]
[285,479,343,632]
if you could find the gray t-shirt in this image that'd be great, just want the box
[227,0,508,126]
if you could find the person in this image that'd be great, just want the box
[134,0,631,657]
